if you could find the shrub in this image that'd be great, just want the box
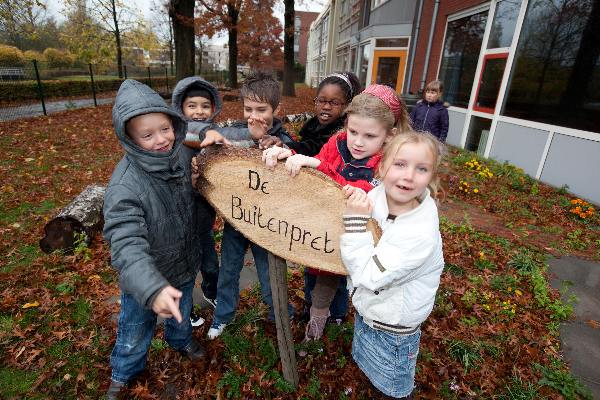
[0,76,175,102]
[0,45,25,66]
[23,50,45,62]
[43,48,75,68]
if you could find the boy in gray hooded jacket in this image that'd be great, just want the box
[103,79,208,398]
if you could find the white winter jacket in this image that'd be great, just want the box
[340,185,444,329]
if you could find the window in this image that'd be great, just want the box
[487,0,522,49]
[503,0,600,132]
[438,11,488,107]
[336,47,349,71]
[360,0,371,29]
[473,53,508,113]
[358,42,371,88]
[371,0,389,10]
[375,38,409,48]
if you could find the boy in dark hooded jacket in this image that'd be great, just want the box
[171,76,277,327]
[103,80,209,398]
[410,80,449,142]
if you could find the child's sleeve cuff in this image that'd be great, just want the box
[343,215,370,233]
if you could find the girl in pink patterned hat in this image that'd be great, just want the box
[262,84,410,345]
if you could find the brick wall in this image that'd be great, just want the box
[408,0,486,94]
[296,11,319,66]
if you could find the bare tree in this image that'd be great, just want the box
[0,0,47,49]
[195,0,244,88]
[89,0,136,78]
[151,0,175,75]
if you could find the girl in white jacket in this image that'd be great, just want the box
[340,131,445,399]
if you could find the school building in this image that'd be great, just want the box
[305,0,600,205]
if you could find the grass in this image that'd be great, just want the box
[0,367,40,397]
[447,340,483,373]
[2,244,41,273]
[71,297,92,327]
[0,199,56,225]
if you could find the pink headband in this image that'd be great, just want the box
[362,84,402,124]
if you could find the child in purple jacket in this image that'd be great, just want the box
[410,80,449,143]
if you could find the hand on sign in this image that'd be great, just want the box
[343,184,372,215]
[200,130,231,147]
[248,117,269,140]
[191,157,200,188]
[285,154,321,177]
[262,145,293,169]
[151,285,183,323]
[258,135,283,149]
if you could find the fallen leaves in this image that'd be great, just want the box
[22,301,40,309]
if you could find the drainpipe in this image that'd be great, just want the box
[420,0,439,92]
[404,0,423,95]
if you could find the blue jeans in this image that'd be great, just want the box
[352,313,420,398]
[214,223,293,324]
[110,280,194,384]
[304,270,349,320]
[199,229,219,300]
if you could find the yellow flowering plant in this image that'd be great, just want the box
[568,198,595,221]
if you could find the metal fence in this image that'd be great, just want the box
[0,61,229,121]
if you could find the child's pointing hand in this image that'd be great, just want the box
[151,286,183,323]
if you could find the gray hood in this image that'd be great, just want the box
[171,76,223,122]
[112,79,188,179]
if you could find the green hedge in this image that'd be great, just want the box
[0,77,176,102]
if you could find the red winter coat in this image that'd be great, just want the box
[309,131,382,276]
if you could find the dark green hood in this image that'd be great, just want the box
[112,79,188,179]
[171,76,223,123]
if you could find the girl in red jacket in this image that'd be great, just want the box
[263,84,410,344]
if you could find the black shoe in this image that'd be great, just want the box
[190,310,205,327]
[202,293,217,308]
[106,380,126,400]
[179,339,206,361]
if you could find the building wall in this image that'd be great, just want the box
[489,121,549,178]
[369,0,415,26]
[296,11,319,66]
[447,109,466,147]
[408,0,483,94]
[540,135,600,204]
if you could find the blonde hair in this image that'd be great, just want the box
[378,130,445,199]
[345,92,410,133]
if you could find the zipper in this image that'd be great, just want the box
[422,103,430,131]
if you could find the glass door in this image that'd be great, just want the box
[371,50,407,93]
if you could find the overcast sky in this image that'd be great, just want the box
[47,0,324,44]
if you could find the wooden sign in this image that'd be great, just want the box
[196,146,378,275]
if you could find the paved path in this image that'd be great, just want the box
[0,98,113,121]
[548,256,600,399]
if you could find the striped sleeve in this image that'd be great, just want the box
[343,214,370,233]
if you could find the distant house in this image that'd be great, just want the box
[307,0,600,205]
[295,11,319,66]
[200,44,229,72]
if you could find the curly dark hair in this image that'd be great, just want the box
[317,72,361,104]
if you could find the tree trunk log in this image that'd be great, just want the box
[39,185,106,253]
[267,253,299,388]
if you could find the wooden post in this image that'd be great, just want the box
[267,253,299,388]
